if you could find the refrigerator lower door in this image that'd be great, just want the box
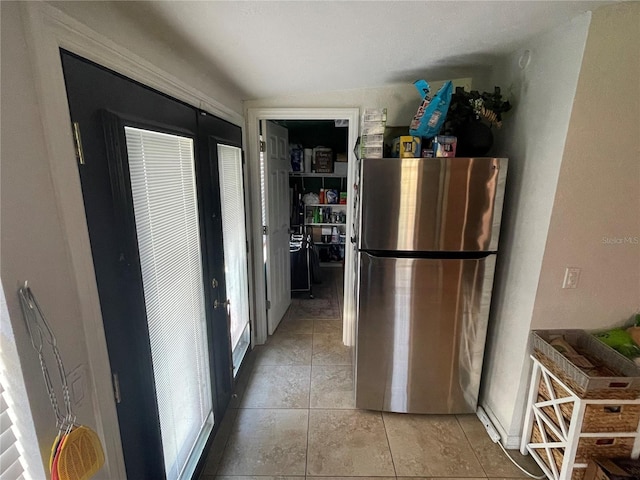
[355,252,497,414]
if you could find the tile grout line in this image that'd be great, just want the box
[380,412,399,478]
[213,349,260,476]
[305,285,315,478]
[455,415,490,479]
[305,368,312,477]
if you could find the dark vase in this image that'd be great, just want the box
[456,121,493,157]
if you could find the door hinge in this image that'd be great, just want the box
[262,225,268,235]
[260,141,266,152]
[266,300,271,310]
[112,372,121,404]
[72,121,85,165]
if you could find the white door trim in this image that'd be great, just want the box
[20,3,244,477]
[246,108,359,347]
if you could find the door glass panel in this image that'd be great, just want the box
[124,127,213,480]
[217,144,251,376]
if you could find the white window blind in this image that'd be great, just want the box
[217,145,251,375]
[124,127,212,480]
[0,380,29,480]
[259,136,267,227]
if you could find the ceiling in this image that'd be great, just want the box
[114,1,611,101]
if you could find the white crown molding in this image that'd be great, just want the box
[33,2,244,127]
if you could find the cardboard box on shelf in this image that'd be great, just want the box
[334,162,348,176]
[391,136,421,158]
[434,135,457,157]
[361,134,385,146]
[361,123,386,135]
[584,458,640,480]
[361,108,387,123]
[361,108,387,136]
[359,145,383,159]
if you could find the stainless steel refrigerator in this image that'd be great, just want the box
[354,157,508,414]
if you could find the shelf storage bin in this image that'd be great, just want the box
[522,338,640,480]
[532,330,640,399]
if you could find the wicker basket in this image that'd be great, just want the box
[539,374,574,400]
[571,468,586,480]
[532,423,635,470]
[538,377,575,428]
[582,404,640,433]
[574,436,635,463]
[531,423,564,471]
[538,395,573,430]
[538,371,640,433]
[532,330,640,399]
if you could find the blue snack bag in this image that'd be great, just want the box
[409,80,453,138]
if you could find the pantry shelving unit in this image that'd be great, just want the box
[289,172,348,199]
[289,151,348,266]
[301,201,347,267]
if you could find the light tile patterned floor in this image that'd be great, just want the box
[200,268,542,479]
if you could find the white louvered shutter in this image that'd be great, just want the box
[0,379,29,480]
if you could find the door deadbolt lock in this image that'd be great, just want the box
[214,299,230,309]
[211,278,219,288]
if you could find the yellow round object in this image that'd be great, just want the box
[49,432,61,473]
[56,426,105,480]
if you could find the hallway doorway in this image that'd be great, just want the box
[246,108,359,347]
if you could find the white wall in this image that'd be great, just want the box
[244,79,471,126]
[1,2,243,476]
[49,1,244,117]
[1,3,96,474]
[532,2,640,329]
[479,13,592,445]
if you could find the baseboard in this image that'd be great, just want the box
[479,403,522,449]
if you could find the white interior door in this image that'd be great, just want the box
[262,120,291,334]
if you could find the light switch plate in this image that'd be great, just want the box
[562,267,581,289]
[67,364,87,408]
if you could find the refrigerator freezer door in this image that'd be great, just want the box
[359,157,507,252]
[355,252,497,413]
